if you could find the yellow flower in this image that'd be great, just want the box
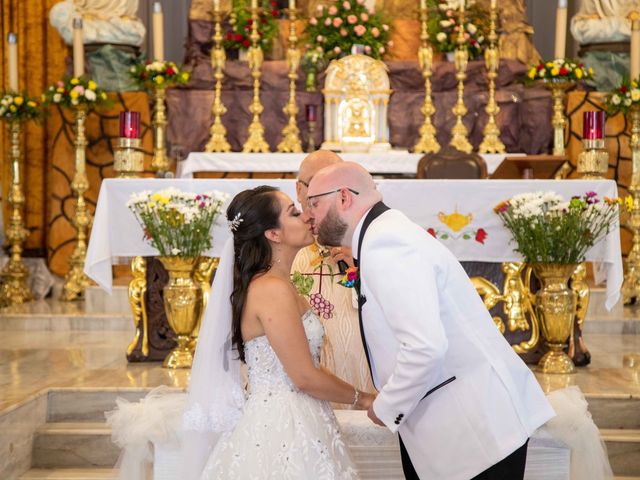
[551,67,559,76]
[546,62,553,68]
[27,101,36,107]
[100,92,107,100]
[56,87,64,93]
[70,77,79,85]
[147,201,156,209]
[632,89,640,102]
[633,81,638,88]
[69,90,80,99]
[155,75,165,84]
[9,105,16,112]
[527,68,536,79]
[88,80,97,90]
[181,72,190,81]
[588,67,594,75]
[575,69,583,79]
[13,96,23,105]
[40,94,45,102]
[626,195,634,210]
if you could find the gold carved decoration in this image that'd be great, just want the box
[151,87,171,175]
[127,256,149,357]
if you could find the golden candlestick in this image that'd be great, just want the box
[577,137,608,179]
[277,8,303,153]
[413,2,440,154]
[479,1,505,154]
[622,104,640,304]
[544,80,574,156]
[151,87,171,175]
[242,2,270,153]
[61,105,93,301]
[449,3,473,153]
[0,121,33,306]
[205,3,231,152]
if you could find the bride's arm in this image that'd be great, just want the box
[253,276,375,408]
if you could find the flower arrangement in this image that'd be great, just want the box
[304,0,392,61]
[337,266,359,288]
[494,191,619,264]
[525,59,593,83]
[42,76,109,109]
[127,188,229,257]
[0,91,42,122]
[129,60,191,90]
[223,0,280,52]
[604,77,640,115]
[429,0,488,60]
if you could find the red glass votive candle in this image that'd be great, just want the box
[583,111,605,141]
[306,104,317,122]
[119,111,141,139]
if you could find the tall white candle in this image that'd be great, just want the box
[7,33,18,92]
[631,15,640,79]
[420,0,426,10]
[251,0,257,10]
[289,0,295,11]
[213,0,220,12]
[72,18,84,77]
[153,2,164,61]
[554,0,568,60]
[490,0,496,9]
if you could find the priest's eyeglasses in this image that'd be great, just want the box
[307,188,359,210]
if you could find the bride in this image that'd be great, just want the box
[109,186,375,479]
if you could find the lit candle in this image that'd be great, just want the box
[7,33,18,92]
[306,104,317,122]
[213,0,220,12]
[153,2,164,61]
[289,0,295,11]
[72,17,84,77]
[490,0,496,9]
[631,13,640,79]
[583,111,605,141]
[119,111,141,139]
[251,0,257,10]
[554,0,568,60]
[460,0,464,13]
[420,0,426,11]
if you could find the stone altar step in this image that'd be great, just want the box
[601,429,640,477]
[19,468,117,480]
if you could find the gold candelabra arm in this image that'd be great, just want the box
[242,3,270,153]
[61,105,94,301]
[449,5,472,153]
[479,1,505,154]
[414,3,440,154]
[277,8,303,153]
[0,120,33,306]
[623,104,640,304]
[205,6,231,152]
[151,87,172,175]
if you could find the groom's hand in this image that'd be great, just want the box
[367,404,385,426]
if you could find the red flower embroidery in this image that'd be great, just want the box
[475,228,487,244]
[426,227,436,237]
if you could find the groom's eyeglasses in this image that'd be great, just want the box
[307,188,359,210]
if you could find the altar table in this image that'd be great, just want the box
[85,178,622,310]
[176,152,516,178]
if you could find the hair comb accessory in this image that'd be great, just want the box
[228,212,243,232]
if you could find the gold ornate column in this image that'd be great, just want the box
[61,105,93,301]
[479,1,505,154]
[242,1,270,153]
[449,2,472,153]
[545,81,574,156]
[277,7,302,152]
[413,0,440,154]
[0,121,33,306]
[622,104,640,304]
[205,2,231,153]
[151,87,171,175]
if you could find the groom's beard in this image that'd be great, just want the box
[317,205,348,247]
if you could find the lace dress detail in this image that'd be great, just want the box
[199,310,359,479]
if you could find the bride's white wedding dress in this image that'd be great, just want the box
[199,309,359,479]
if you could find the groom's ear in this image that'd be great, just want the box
[338,188,355,210]
[264,228,281,243]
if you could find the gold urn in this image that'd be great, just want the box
[532,263,578,374]
[159,256,204,369]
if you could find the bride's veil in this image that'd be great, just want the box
[180,237,245,479]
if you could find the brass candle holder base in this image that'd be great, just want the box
[114,137,144,178]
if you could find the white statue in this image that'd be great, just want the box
[50,0,146,46]
[571,0,640,44]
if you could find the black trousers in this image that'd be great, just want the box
[399,437,529,480]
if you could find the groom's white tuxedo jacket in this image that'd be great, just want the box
[354,205,555,480]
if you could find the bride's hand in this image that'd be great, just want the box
[356,391,376,410]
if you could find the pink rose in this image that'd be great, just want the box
[56,80,64,88]
[340,28,348,36]
[333,17,343,27]
[360,12,369,21]
[446,9,453,17]
[368,7,375,14]
[328,5,337,14]
[371,27,380,37]
[379,46,385,54]
[316,4,323,11]
[309,16,318,25]
[347,14,357,24]
[334,46,341,53]
[324,17,331,25]
[316,35,324,42]
[357,0,365,4]
[464,32,470,40]
[387,40,394,47]
[354,24,366,36]
[73,85,85,94]
[343,1,351,9]
[382,24,389,31]
[364,45,371,53]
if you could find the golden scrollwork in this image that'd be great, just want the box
[191,256,219,346]
[127,256,149,357]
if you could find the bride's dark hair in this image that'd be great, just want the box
[227,186,281,362]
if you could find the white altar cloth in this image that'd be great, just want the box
[85,178,621,309]
[176,151,515,178]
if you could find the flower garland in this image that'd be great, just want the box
[129,60,191,91]
[42,76,109,109]
[223,0,280,51]
[304,0,391,61]
[525,59,593,83]
[604,77,640,115]
[0,91,42,123]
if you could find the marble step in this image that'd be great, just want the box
[588,397,640,429]
[601,429,640,477]
[19,468,117,479]
[47,390,150,423]
[32,423,119,469]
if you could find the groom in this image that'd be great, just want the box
[306,162,555,480]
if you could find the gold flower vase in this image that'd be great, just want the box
[159,256,204,369]
[532,263,578,374]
